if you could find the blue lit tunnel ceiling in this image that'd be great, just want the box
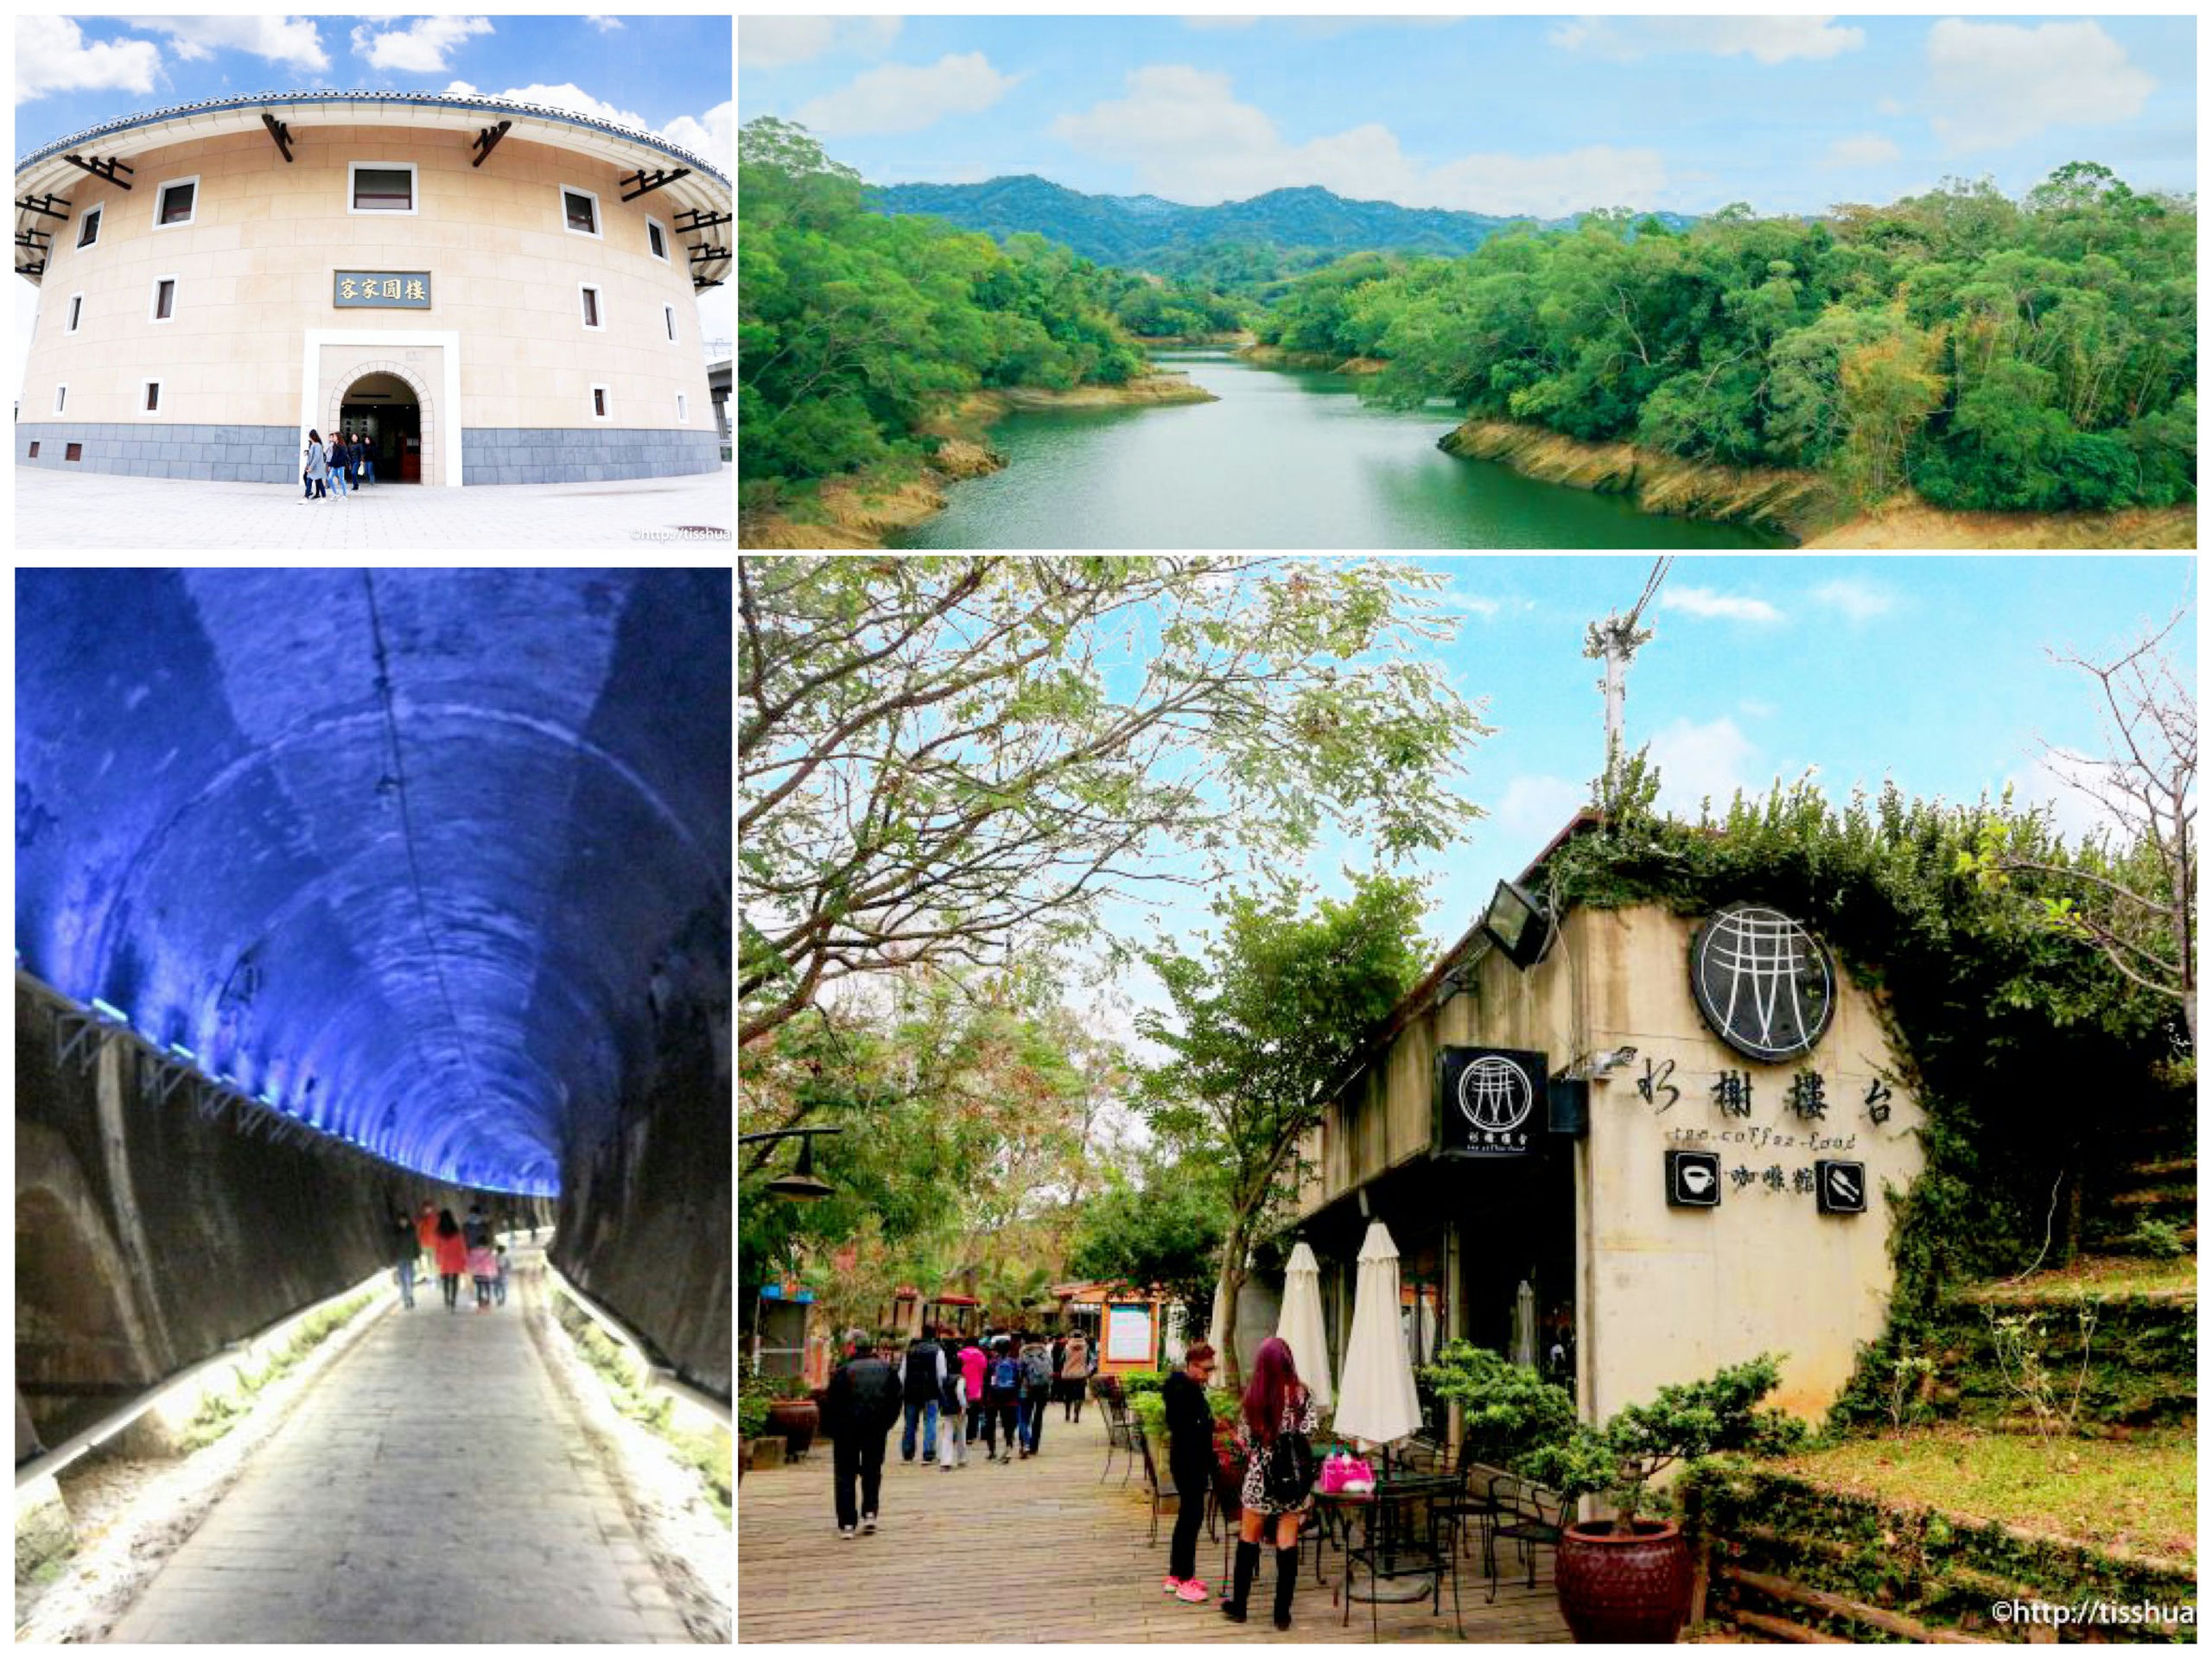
[16,569,731,1195]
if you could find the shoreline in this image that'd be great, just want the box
[1234,342,1388,374]
[737,371,1217,549]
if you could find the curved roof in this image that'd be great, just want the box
[15,569,732,1197]
[15,90,730,289]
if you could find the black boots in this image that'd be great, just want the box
[1274,1544,1298,1630]
[1220,1540,1262,1622]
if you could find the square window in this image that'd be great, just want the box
[156,177,199,228]
[77,206,101,249]
[66,442,82,461]
[352,165,415,212]
[561,184,601,238]
[153,278,175,321]
[581,286,600,327]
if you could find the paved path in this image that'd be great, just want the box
[738,1403,1569,1644]
[16,463,732,551]
[105,1255,691,1643]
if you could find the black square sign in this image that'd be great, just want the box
[1815,1160,1866,1215]
[1667,1150,1721,1208]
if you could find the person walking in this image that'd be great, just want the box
[823,1327,900,1538]
[415,1202,438,1281]
[957,1333,989,1447]
[358,432,376,486]
[899,1327,946,1463]
[492,1243,509,1306]
[937,1332,968,1471]
[328,430,350,499]
[302,430,327,500]
[983,1336,1021,1463]
[1017,1332,1054,1458]
[467,1232,498,1311]
[1220,1336,1321,1630]
[1161,1340,1221,1602]
[389,1209,419,1309]
[433,1209,467,1310]
[463,1204,493,1250]
[1059,1331,1090,1421]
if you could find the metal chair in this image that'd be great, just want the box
[1431,1444,1511,1577]
[1337,1478,1463,1639]
[1484,1473,1568,1602]
[1135,1424,1218,1548]
[1096,1386,1138,1486]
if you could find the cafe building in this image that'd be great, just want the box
[14,90,729,486]
[1290,814,1924,1437]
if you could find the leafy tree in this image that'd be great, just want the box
[740,556,1488,1043]
[1138,873,1432,1389]
[1065,1158,1229,1332]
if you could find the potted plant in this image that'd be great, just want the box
[1522,1354,1804,1644]
[1421,1340,1577,1476]
[737,1387,771,1483]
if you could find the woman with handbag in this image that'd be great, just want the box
[1222,1336,1320,1630]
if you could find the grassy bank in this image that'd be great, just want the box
[739,372,1215,549]
[1236,343,1387,373]
[1800,498,2197,549]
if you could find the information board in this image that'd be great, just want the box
[1106,1302,1153,1363]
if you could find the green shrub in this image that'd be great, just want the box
[1421,1340,1577,1473]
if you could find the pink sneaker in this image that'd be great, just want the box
[1176,1580,1211,1604]
[1161,1577,1182,1596]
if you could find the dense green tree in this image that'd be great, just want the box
[1065,1158,1230,1332]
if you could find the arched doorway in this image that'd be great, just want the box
[339,372,423,482]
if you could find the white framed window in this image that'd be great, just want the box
[141,379,164,416]
[65,293,84,334]
[645,214,670,264]
[149,275,179,323]
[560,182,602,239]
[348,162,419,216]
[152,175,200,231]
[589,384,610,421]
[676,391,689,423]
[54,384,67,415]
[579,283,604,331]
[75,205,102,250]
[662,302,677,343]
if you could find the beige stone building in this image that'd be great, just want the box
[1289,814,1923,1440]
[14,91,730,486]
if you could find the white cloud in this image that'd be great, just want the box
[1738,698,1777,719]
[660,99,734,172]
[1812,577,1896,620]
[1052,66,1665,214]
[741,16,901,70]
[1439,585,1502,618]
[1493,774,1590,851]
[1550,16,1864,65]
[485,79,651,129]
[444,79,477,95]
[1875,95,1905,118]
[16,15,160,102]
[1927,19,2155,153]
[351,16,492,73]
[1649,716,1758,816]
[1181,16,1260,28]
[118,16,328,71]
[2016,748,2124,847]
[797,53,1020,137]
[1824,134,1901,168]
[454,81,727,168]
[584,15,624,33]
[1660,586,1785,625]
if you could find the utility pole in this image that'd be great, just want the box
[1583,557,1672,804]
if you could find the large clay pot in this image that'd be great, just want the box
[766,1398,820,1459]
[1554,1518,1692,1643]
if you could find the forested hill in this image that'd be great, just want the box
[868,175,1694,270]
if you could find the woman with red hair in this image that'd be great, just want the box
[1221,1336,1321,1629]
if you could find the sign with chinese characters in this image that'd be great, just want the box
[334,270,432,308]
[1667,1149,1721,1208]
[1434,1046,1546,1158]
[1689,903,1835,1061]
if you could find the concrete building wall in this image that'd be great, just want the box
[1296,902,1923,1425]
[17,122,715,482]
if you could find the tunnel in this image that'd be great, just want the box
[15,568,733,1478]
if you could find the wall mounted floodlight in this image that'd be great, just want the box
[1481,879,1551,969]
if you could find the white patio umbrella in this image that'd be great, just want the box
[1275,1241,1333,1409]
[1331,1220,1424,1448]
[1511,1280,1539,1370]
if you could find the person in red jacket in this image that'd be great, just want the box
[416,1202,439,1278]
[433,1209,468,1310]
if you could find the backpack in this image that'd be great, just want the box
[1022,1347,1054,1392]
[991,1354,1020,1394]
[1262,1398,1318,1506]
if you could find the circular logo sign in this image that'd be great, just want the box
[1690,903,1835,1062]
[1457,1053,1534,1133]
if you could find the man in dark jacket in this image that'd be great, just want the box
[390,1211,419,1309]
[899,1329,947,1463]
[1160,1341,1222,1599]
[824,1327,901,1537]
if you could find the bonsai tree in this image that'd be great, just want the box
[1421,1341,1578,1473]
[1522,1353,1807,1530]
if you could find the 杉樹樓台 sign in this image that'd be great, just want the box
[334,271,431,308]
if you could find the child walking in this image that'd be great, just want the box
[467,1236,498,1310]
[937,1335,968,1471]
[493,1243,509,1306]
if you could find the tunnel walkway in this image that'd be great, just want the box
[105,1249,690,1643]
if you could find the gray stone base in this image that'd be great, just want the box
[461,426,723,486]
[16,423,299,483]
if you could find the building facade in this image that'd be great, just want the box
[14,91,730,486]
[1292,822,1924,1445]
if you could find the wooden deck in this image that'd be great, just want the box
[737,1408,1569,1643]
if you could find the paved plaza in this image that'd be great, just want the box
[105,1253,695,1643]
[17,463,732,552]
[738,1406,1569,1643]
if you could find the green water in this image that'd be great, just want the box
[891,350,1789,550]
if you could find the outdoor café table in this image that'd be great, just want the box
[1310,1471,1460,1599]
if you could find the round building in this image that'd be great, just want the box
[14,90,730,486]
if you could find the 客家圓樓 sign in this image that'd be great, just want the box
[334,270,431,308]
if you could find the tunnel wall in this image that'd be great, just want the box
[15,983,531,1450]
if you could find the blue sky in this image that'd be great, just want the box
[740,15,2195,218]
[1073,555,2196,1048]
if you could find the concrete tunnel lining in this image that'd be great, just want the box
[16,568,733,1397]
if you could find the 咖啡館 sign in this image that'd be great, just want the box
[334,271,431,308]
